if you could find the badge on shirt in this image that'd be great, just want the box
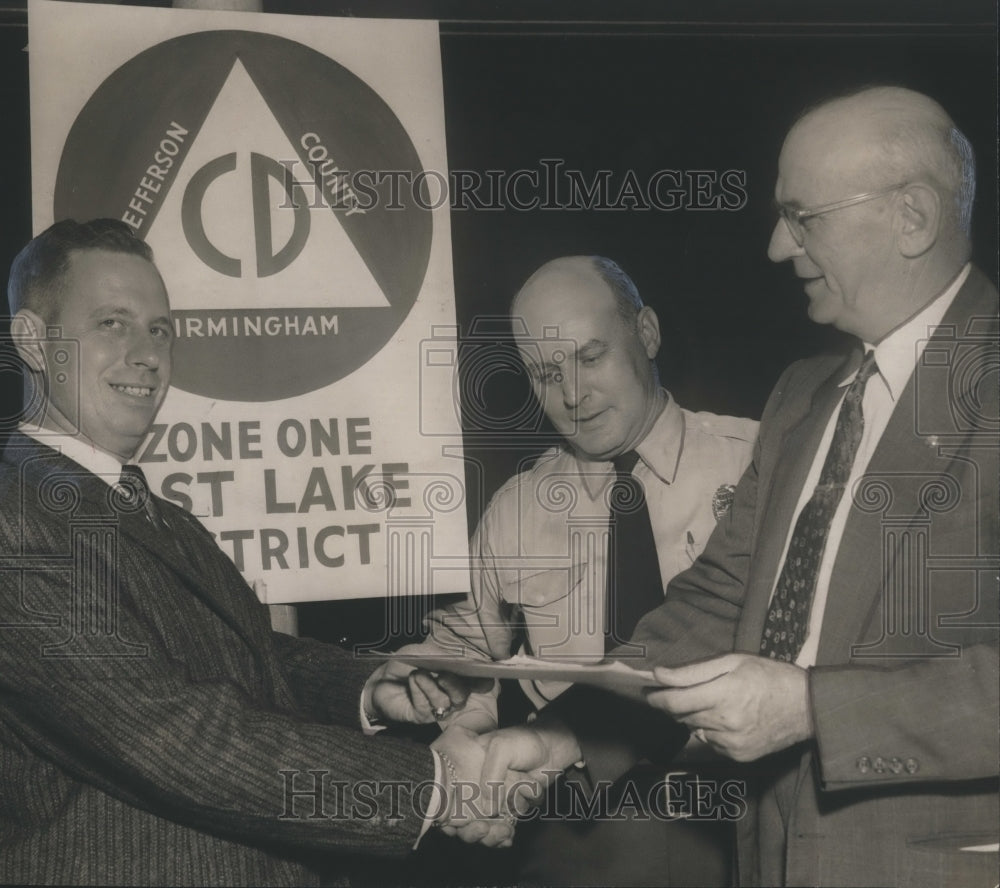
[712,484,736,520]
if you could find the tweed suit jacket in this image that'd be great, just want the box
[561,267,999,887]
[0,434,435,886]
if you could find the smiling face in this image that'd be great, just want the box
[37,249,173,460]
[767,106,905,341]
[512,258,663,462]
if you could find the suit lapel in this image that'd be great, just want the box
[815,270,997,665]
[812,398,930,665]
[5,435,258,642]
[120,500,272,661]
[735,354,857,652]
[116,502,224,601]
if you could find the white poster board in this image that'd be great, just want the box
[29,0,470,603]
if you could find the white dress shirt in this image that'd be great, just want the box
[18,426,124,484]
[778,264,971,666]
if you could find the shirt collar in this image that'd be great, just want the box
[844,263,970,399]
[575,390,684,499]
[18,425,125,487]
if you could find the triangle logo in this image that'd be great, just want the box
[147,58,390,311]
[55,29,431,399]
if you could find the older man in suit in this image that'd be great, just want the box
[0,219,509,885]
[479,86,999,887]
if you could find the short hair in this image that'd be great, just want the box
[510,255,647,330]
[946,127,975,235]
[590,256,645,327]
[7,218,156,322]
[874,114,976,237]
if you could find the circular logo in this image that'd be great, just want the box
[55,30,431,401]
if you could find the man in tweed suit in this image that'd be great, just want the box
[0,219,509,885]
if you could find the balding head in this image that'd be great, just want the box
[769,87,974,342]
[791,87,974,240]
[513,256,644,328]
[510,256,664,461]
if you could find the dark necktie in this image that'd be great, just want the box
[760,351,879,662]
[605,450,664,652]
[119,464,167,531]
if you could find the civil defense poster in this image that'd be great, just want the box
[29,0,471,603]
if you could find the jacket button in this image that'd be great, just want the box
[904,757,919,774]
[856,756,870,773]
[889,757,903,774]
[872,756,886,774]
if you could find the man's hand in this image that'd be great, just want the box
[367,657,493,725]
[646,653,813,761]
[481,721,583,817]
[430,725,514,847]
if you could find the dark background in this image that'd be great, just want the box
[0,2,995,884]
[1,0,996,649]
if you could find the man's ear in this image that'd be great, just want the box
[10,309,47,373]
[636,305,661,359]
[896,183,941,258]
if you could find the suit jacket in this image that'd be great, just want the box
[0,435,434,886]
[560,267,999,887]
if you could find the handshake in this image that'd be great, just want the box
[366,648,815,847]
[366,654,585,848]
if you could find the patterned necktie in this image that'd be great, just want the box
[605,450,664,652]
[760,351,879,662]
[119,464,166,532]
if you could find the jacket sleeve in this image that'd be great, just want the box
[0,502,435,857]
[809,409,1000,788]
[810,643,1000,786]
[270,629,397,727]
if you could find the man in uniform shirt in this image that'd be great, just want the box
[479,86,998,888]
[370,255,757,885]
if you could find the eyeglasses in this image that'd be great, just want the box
[776,183,908,245]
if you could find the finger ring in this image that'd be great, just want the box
[693,728,707,744]
[432,706,448,719]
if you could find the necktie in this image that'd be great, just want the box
[605,450,664,652]
[760,351,879,662]
[119,464,166,532]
